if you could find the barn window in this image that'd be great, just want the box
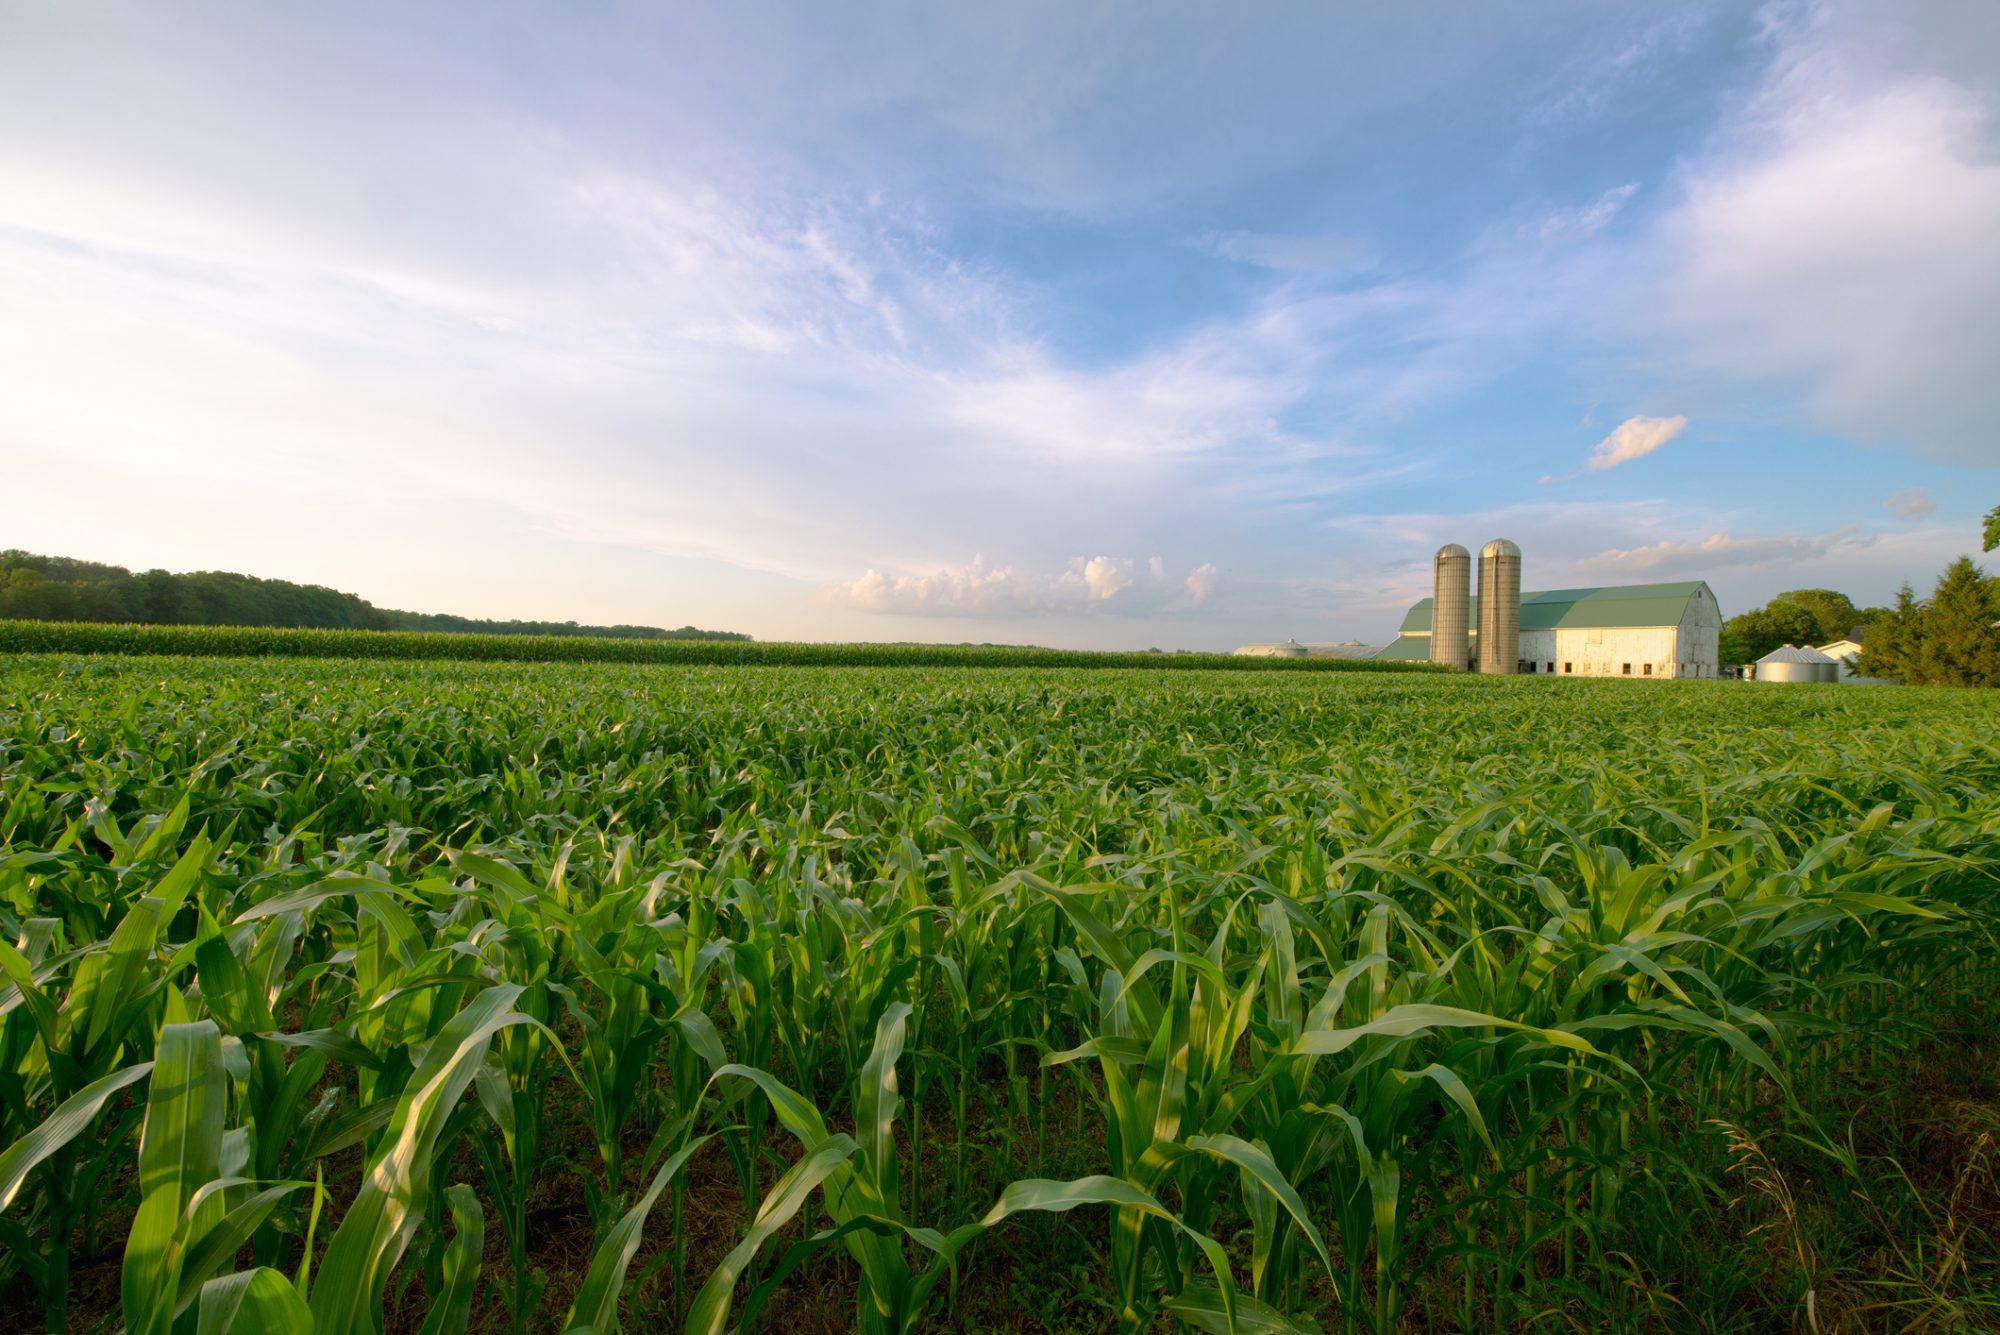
[1622,663,1632,675]
[1643,663,1652,676]
[1546,662,1555,674]
[1563,662,1572,674]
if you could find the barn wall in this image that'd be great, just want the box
[1677,586,1722,678]
[1553,627,1685,677]
[1520,628,1558,673]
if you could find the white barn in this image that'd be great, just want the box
[1374,580,1724,678]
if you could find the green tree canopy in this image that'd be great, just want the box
[1910,557,2000,687]
[1769,588,1860,643]
[1721,601,1823,665]
[1856,585,1920,683]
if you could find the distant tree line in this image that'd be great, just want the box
[0,550,748,641]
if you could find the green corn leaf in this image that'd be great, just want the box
[416,1184,485,1335]
[682,1135,859,1335]
[1165,1284,1321,1335]
[72,897,163,1059]
[309,982,533,1335]
[564,1134,713,1334]
[1397,1063,1500,1165]
[0,1060,154,1210]
[856,1001,910,1212]
[711,1063,832,1146]
[977,1176,1240,1331]
[1291,1003,1607,1060]
[1187,1134,1334,1280]
[194,1267,314,1335]
[172,1180,310,1319]
[125,1020,228,1335]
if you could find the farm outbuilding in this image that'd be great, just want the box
[1374,579,1724,678]
[1816,636,1892,684]
[1233,639,1309,658]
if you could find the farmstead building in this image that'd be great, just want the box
[1374,580,1724,678]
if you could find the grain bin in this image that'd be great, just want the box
[1432,544,1471,669]
[1477,538,1521,674]
[1755,644,1836,683]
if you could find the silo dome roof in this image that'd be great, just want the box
[1480,538,1521,559]
[1435,543,1470,560]
[1756,644,1836,664]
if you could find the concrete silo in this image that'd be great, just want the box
[1477,538,1521,674]
[1431,544,1471,669]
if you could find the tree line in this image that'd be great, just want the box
[0,550,748,641]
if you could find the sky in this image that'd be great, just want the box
[2,1,1997,649]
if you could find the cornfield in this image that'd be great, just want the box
[1,653,1996,1333]
[0,621,1437,672]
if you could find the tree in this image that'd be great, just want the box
[1985,503,1999,553]
[1911,557,2000,687]
[1721,601,1823,664]
[1856,585,1920,683]
[1770,588,1860,643]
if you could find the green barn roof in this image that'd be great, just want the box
[1393,581,1715,636]
[1372,634,1435,661]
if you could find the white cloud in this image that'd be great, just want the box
[1585,414,1687,471]
[1580,526,1873,576]
[1186,562,1219,605]
[1654,4,2000,467]
[1884,487,1936,520]
[821,554,1220,617]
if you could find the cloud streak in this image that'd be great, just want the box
[1580,526,1873,576]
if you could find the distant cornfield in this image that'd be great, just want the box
[0,620,1438,671]
[0,655,1995,1334]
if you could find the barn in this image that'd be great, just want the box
[1374,579,1724,678]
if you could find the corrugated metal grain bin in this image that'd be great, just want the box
[1755,644,1836,683]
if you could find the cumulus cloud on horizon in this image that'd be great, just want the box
[823,555,1221,617]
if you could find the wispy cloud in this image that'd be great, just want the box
[1192,231,1367,272]
[1530,183,1639,242]
[1884,487,1936,520]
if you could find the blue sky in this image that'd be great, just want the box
[2,1,1996,648]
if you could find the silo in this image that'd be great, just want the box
[1431,544,1471,670]
[1754,644,1835,683]
[1477,538,1521,674]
